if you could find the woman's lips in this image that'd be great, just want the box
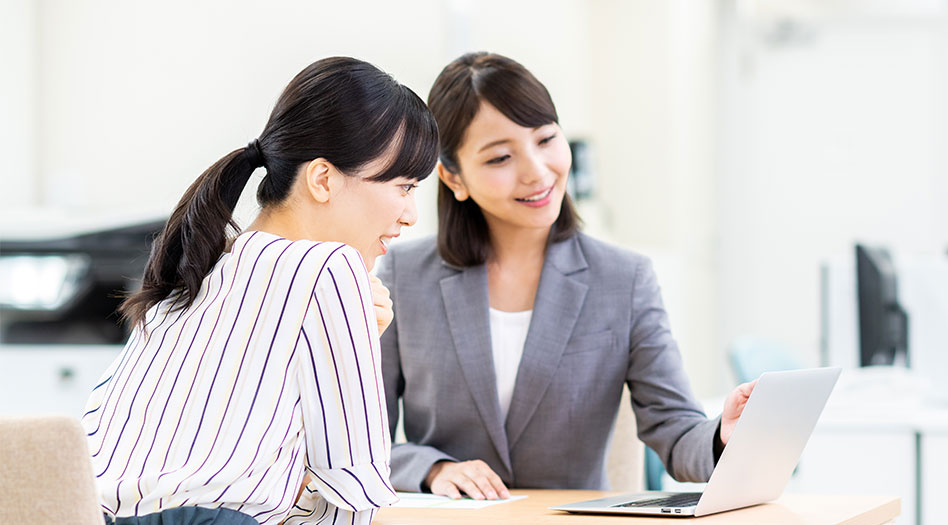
[379,233,399,254]
[515,186,554,207]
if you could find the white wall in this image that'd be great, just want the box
[7,0,946,402]
[32,0,449,226]
[587,0,722,395]
[10,0,601,239]
[0,0,39,211]
[0,0,792,399]
[716,1,948,372]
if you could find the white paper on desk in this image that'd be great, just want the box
[392,492,527,509]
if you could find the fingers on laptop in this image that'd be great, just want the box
[741,378,758,397]
[430,460,510,500]
[734,379,758,408]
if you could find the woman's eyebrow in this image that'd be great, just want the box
[477,138,511,153]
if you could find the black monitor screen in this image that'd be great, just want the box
[855,244,909,367]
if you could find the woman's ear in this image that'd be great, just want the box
[302,158,336,203]
[437,162,469,201]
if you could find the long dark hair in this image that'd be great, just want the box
[121,56,439,326]
[427,52,580,267]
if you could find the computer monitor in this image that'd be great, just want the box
[855,244,909,367]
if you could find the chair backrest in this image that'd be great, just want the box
[605,385,645,492]
[0,415,103,524]
[729,335,804,384]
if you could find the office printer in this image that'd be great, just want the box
[0,219,165,344]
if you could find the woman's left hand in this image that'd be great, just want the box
[719,379,758,445]
[369,274,394,336]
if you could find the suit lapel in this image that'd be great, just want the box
[505,236,589,449]
[440,265,512,473]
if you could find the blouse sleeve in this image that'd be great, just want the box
[284,245,397,525]
[376,248,459,492]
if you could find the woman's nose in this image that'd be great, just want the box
[399,193,418,227]
[519,152,546,184]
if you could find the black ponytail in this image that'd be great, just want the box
[121,57,439,326]
[120,146,260,325]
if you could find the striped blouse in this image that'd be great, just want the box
[81,230,397,524]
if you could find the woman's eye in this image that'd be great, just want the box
[486,154,510,165]
[539,133,557,145]
[401,183,418,193]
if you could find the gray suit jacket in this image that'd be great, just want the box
[377,233,719,492]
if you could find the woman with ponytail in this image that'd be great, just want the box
[81,57,438,525]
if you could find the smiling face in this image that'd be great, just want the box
[326,161,419,270]
[443,102,572,237]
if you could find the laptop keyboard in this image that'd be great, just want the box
[613,492,702,508]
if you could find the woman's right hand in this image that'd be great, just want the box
[369,274,394,336]
[425,460,510,500]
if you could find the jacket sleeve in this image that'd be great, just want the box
[376,251,459,493]
[625,256,720,483]
[286,245,398,524]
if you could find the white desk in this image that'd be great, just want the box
[792,371,948,525]
[662,369,947,525]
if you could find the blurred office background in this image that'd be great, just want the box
[1,1,947,523]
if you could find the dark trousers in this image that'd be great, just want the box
[103,506,259,525]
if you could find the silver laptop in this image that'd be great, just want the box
[551,367,841,517]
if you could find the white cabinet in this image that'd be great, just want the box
[0,345,122,416]
[922,433,948,525]
[792,428,916,525]
[786,372,948,525]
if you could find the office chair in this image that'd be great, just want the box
[0,415,103,524]
[728,335,803,384]
[605,386,646,492]
[630,337,803,493]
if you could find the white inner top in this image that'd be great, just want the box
[489,307,533,423]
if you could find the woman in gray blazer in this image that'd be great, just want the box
[376,52,756,500]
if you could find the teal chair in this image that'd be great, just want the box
[643,336,803,492]
[644,446,664,490]
[728,335,803,384]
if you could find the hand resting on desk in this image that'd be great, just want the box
[418,379,758,502]
[425,459,511,500]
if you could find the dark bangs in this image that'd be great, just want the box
[430,52,558,173]
[472,62,558,129]
[366,85,440,183]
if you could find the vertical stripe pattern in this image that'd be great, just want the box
[82,231,397,524]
